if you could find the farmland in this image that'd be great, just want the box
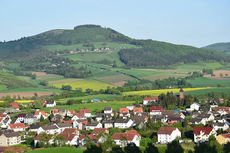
[49,79,114,91]
[187,77,230,87]
[122,87,212,96]
[27,147,84,153]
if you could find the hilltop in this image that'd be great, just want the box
[203,42,230,54]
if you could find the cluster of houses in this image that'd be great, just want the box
[1,93,230,148]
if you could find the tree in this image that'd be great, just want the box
[84,143,103,153]
[111,146,124,153]
[165,140,184,153]
[144,143,159,153]
[124,143,141,153]
[140,138,153,147]
[223,142,230,153]
[53,135,66,146]
[34,101,43,109]
[38,133,52,147]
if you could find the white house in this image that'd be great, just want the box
[193,127,216,143]
[104,120,114,128]
[126,105,135,111]
[37,124,61,134]
[104,107,113,114]
[46,100,56,107]
[56,123,73,132]
[150,107,162,115]
[186,103,200,112]
[79,109,92,118]
[114,119,133,129]
[143,97,158,106]
[212,122,229,131]
[0,113,11,128]
[8,123,27,132]
[157,127,181,144]
[85,122,102,130]
[112,130,141,147]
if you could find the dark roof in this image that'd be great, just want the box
[57,123,72,128]
[30,124,40,129]
[42,124,59,130]
[104,107,112,111]
[115,119,130,123]
[86,122,100,126]
[46,100,55,104]
[104,120,114,124]
[158,127,177,135]
[0,130,20,137]
[180,88,184,92]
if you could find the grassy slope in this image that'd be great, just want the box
[187,77,230,87]
[204,42,230,54]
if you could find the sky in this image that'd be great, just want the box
[0,0,230,47]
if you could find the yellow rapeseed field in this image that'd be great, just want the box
[122,87,212,96]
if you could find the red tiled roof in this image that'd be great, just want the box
[144,97,158,101]
[79,135,86,140]
[150,106,162,112]
[193,127,213,135]
[68,110,75,114]
[92,128,108,135]
[112,130,140,141]
[34,134,42,140]
[62,128,79,134]
[35,110,48,117]
[79,109,90,113]
[158,127,177,135]
[59,133,77,141]
[216,107,230,111]
[0,112,7,117]
[88,134,98,140]
[133,107,143,113]
[9,123,26,129]
[10,102,20,109]
[52,109,59,113]
[222,133,230,138]
[120,108,129,113]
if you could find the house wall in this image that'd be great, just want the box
[0,135,21,146]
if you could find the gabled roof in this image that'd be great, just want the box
[30,124,40,129]
[62,128,79,134]
[0,130,20,137]
[59,133,77,141]
[221,133,230,138]
[115,119,130,124]
[42,124,59,130]
[92,128,108,135]
[133,107,143,113]
[144,97,158,101]
[104,107,112,111]
[0,112,7,117]
[57,123,72,128]
[150,107,163,112]
[86,122,100,126]
[79,109,90,113]
[9,123,26,129]
[10,102,20,109]
[46,100,55,104]
[18,114,27,117]
[120,108,129,113]
[112,130,140,141]
[157,127,177,135]
[35,110,48,117]
[193,127,213,135]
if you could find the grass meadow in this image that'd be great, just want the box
[27,147,84,153]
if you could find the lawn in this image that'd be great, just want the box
[27,147,84,153]
[116,68,162,78]
[42,100,135,114]
[122,87,212,96]
[49,79,114,91]
[187,77,230,87]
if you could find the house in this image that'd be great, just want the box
[157,127,181,144]
[120,108,129,113]
[46,100,56,107]
[103,120,114,128]
[143,97,158,106]
[114,119,133,129]
[212,122,229,131]
[34,110,49,120]
[91,99,101,103]
[104,107,113,114]
[59,128,80,146]
[95,113,104,122]
[66,110,76,117]
[86,122,103,130]
[112,130,141,147]
[179,88,184,99]
[126,105,135,111]
[216,133,230,145]
[79,109,92,118]
[24,113,38,125]
[133,107,143,114]
[37,124,61,134]
[189,114,214,125]
[0,131,21,146]
[76,120,88,130]
[34,134,54,147]
[186,103,200,112]
[72,112,85,120]
[10,102,20,110]
[8,123,27,132]
[92,128,109,136]
[216,107,230,115]
[57,123,72,132]
[78,135,86,146]
[0,112,11,128]
[193,127,217,143]
[150,107,163,115]
[17,114,27,122]
[29,124,41,132]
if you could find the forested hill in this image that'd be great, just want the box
[119,40,230,67]
[203,42,230,54]
[0,24,230,67]
[0,24,131,53]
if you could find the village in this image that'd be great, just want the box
[0,88,230,152]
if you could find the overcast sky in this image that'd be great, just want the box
[1,0,230,47]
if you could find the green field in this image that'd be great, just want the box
[42,100,135,113]
[49,79,114,91]
[187,77,230,87]
[185,87,230,96]
[57,94,121,103]
[117,68,162,78]
[27,147,84,153]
